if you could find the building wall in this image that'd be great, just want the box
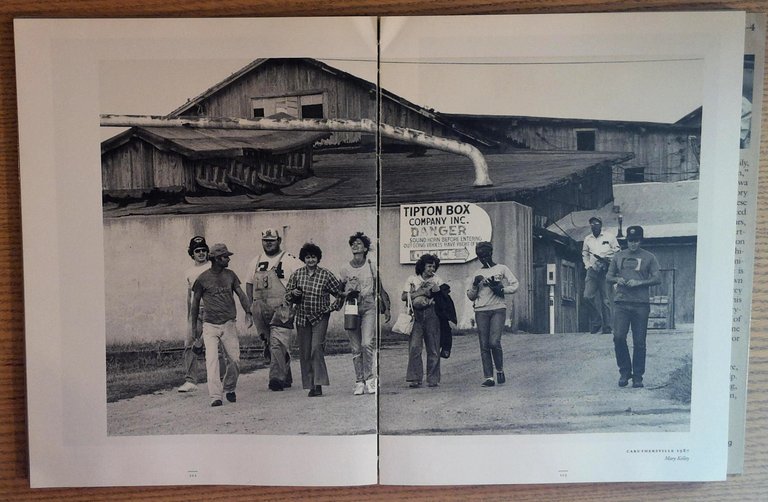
[379,202,533,332]
[505,124,700,183]
[642,239,697,324]
[178,59,460,146]
[104,207,376,344]
[532,240,583,334]
[102,138,191,196]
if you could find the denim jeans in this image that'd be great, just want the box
[406,306,440,385]
[202,320,240,400]
[297,314,330,389]
[475,308,506,379]
[613,302,650,379]
[346,301,377,383]
[584,267,613,330]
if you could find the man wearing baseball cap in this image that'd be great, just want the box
[177,236,211,393]
[606,226,661,388]
[246,228,302,392]
[189,243,252,406]
[582,215,621,334]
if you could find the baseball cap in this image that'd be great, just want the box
[262,228,280,241]
[589,216,602,224]
[188,236,208,256]
[209,243,234,258]
[626,226,644,241]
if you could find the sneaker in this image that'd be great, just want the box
[408,382,422,388]
[496,371,506,385]
[225,392,236,403]
[177,381,198,393]
[210,399,223,407]
[268,378,284,392]
[365,378,377,394]
[308,385,323,397]
[353,382,365,395]
[632,379,644,388]
[481,378,495,387]
[440,349,451,359]
[618,376,630,387]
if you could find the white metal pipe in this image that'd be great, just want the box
[100,114,493,186]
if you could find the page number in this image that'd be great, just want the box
[558,469,568,478]
[187,470,199,480]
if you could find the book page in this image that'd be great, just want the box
[727,12,765,475]
[378,12,744,484]
[16,17,378,487]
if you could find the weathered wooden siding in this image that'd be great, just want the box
[506,124,700,183]
[517,163,614,225]
[532,240,583,333]
[102,138,190,196]
[643,239,697,324]
[380,201,533,332]
[177,59,378,146]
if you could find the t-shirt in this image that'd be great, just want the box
[607,248,661,304]
[469,264,519,312]
[192,268,242,324]
[338,259,375,300]
[245,251,301,288]
[185,261,211,304]
[402,274,444,297]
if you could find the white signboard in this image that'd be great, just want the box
[399,202,492,263]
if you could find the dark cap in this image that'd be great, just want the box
[209,243,234,258]
[475,241,493,254]
[626,226,644,241]
[261,228,280,241]
[188,236,208,256]
[589,216,602,225]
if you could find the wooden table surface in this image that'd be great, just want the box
[2,1,768,500]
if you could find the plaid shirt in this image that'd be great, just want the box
[285,266,343,326]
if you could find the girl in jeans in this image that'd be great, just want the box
[466,241,519,387]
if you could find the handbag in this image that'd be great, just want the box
[391,291,414,335]
[369,259,391,315]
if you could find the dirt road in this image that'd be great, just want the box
[108,327,692,436]
[380,328,692,435]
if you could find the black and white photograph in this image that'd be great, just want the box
[376,14,743,484]
[377,50,701,437]
[101,55,384,435]
[15,13,744,488]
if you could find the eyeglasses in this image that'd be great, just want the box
[193,248,208,254]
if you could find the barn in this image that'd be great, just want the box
[443,109,702,184]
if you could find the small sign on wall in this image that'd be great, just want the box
[399,202,492,264]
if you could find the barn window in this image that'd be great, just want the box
[561,260,576,301]
[576,129,596,151]
[624,166,645,183]
[251,93,325,119]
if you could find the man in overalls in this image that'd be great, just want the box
[246,228,303,391]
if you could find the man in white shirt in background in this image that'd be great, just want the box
[582,216,621,334]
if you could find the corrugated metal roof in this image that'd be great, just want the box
[548,181,699,240]
[101,125,329,158]
[103,148,630,217]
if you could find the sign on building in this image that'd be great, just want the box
[399,202,492,264]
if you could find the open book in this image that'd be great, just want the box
[15,12,751,487]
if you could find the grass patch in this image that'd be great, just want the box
[666,355,692,404]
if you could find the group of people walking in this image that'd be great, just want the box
[178,216,660,408]
[182,229,390,407]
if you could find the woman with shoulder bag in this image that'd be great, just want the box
[402,253,444,388]
[338,232,391,396]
